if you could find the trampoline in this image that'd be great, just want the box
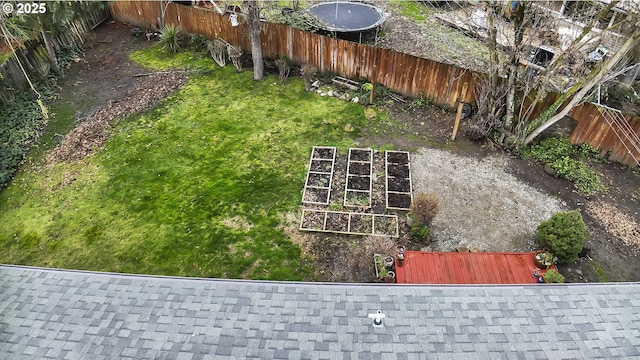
[307,1,387,33]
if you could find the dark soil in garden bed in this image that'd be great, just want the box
[301,211,324,230]
[387,151,409,164]
[387,192,411,209]
[310,159,333,173]
[349,163,371,175]
[388,164,410,178]
[313,147,335,160]
[303,187,329,204]
[347,176,370,191]
[388,177,411,192]
[325,212,349,232]
[350,149,372,162]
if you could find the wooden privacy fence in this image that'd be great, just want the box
[0,8,110,100]
[109,1,475,108]
[567,104,640,166]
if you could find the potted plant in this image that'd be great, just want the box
[396,245,406,267]
[383,255,394,270]
[534,250,554,269]
[384,271,396,283]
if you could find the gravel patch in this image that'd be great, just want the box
[411,148,566,252]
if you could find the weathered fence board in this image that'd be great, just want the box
[0,7,109,100]
[568,104,640,166]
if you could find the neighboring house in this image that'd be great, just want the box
[534,0,636,53]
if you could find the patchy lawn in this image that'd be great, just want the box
[0,45,375,280]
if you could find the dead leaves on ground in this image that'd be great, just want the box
[586,201,640,250]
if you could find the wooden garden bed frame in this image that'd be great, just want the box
[299,209,399,237]
[343,148,373,208]
[302,146,337,205]
[385,150,413,210]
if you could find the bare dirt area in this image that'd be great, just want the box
[55,16,639,284]
[411,148,565,252]
[49,19,156,127]
[44,21,190,164]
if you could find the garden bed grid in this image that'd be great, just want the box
[343,148,373,208]
[385,151,413,210]
[299,209,399,237]
[302,146,337,205]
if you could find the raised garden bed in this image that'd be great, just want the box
[299,209,399,237]
[302,146,336,205]
[343,148,373,208]
[385,151,413,210]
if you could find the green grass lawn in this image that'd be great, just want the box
[389,0,435,21]
[0,45,375,280]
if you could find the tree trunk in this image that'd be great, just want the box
[245,1,264,81]
[503,66,516,131]
[159,1,165,29]
[41,28,60,73]
[502,2,525,139]
[486,5,500,122]
[524,29,640,145]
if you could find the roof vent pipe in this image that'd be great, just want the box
[368,310,385,328]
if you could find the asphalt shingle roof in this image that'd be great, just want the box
[1,265,640,359]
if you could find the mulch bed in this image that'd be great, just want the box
[46,70,189,165]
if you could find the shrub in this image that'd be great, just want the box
[543,269,565,283]
[301,64,317,91]
[275,55,291,84]
[188,33,208,53]
[522,136,573,163]
[536,210,586,264]
[410,192,441,226]
[265,11,318,33]
[408,90,434,110]
[410,222,430,241]
[160,25,183,54]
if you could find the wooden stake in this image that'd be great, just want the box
[369,81,375,105]
[451,81,468,141]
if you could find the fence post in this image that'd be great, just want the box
[320,36,324,73]
[444,66,457,105]
[451,81,468,141]
[288,26,293,62]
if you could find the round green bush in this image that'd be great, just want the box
[536,210,586,264]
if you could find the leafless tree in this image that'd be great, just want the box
[452,0,640,145]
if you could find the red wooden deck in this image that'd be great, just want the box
[395,251,556,284]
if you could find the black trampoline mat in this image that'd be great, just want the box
[308,2,385,32]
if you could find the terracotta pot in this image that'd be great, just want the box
[534,251,553,269]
